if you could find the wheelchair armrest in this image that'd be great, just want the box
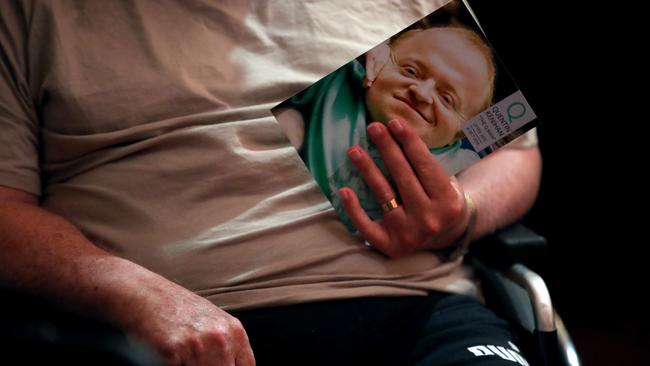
[469,223,548,270]
[468,224,580,365]
[468,223,551,333]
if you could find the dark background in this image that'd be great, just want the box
[470,0,647,364]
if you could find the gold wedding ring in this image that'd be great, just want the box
[381,197,400,213]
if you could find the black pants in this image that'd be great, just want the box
[233,291,529,365]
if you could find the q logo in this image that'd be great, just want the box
[507,102,526,123]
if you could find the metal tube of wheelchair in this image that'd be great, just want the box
[506,264,555,332]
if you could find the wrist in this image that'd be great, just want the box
[71,256,173,324]
[443,192,477,261]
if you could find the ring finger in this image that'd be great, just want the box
[366,122,430,211]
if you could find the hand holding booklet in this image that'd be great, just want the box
[272,0,538,233]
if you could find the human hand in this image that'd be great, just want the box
[338,119,470,258]
[116,278,255,366]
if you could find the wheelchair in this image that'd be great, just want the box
[1,224,578,366]
[469,224,581,366]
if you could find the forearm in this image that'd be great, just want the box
[0,198,256,364]
[0,200,174,324]
[457,146,542,239]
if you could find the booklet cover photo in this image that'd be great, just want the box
[272,0,538,231]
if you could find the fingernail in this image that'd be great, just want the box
[338,188,349,200]
[389,119,404,133]
[348,146,362,161]
[367,124,382,138]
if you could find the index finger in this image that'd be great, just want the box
[386,118,457,199]
[235,326,256,366]
[236,347,256,366]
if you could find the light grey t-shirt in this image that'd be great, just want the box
[0,0,535,311]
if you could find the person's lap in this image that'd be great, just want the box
[232,291,529,365]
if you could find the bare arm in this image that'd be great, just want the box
[0,186,255,366]
[457,144,542,240]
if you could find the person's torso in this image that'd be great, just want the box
[23,0,473,310]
